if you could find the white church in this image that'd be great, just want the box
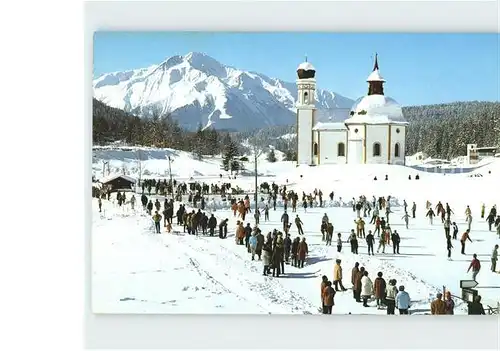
[296,55,409,166]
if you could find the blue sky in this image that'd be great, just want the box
[93,32,499,106]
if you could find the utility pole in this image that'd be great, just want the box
[254,152,258,216]
[167,155,174,198]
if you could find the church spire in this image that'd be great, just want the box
[367,53,385,96]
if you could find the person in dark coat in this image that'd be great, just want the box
[391,230,401,254]
[349,230,358,254]
[373,272,387,309]
[283,234,292,263]
[467,295,485,315]
[272,234,285,276]
[291,237,300,267]
[255,231,264,260]
[218,218,228,239]
[244,223,252,249]
[366,230,375,255]
[351,262,360,300]
[208,214,217,237]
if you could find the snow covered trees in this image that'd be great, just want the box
[222,134,241,174]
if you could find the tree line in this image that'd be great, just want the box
[93,98,499,162]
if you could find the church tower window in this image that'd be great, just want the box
[373,142,381,157]
[337,142,345,157]
[394,143,400,157]
[304,91,309,104]
[313,142,318,156]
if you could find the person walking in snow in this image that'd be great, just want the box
[353,266,365,303]
[322,281,335,314]
[349,230,359,254]
[460,229,472,255]
[249,233,258,261]
[444,218,451,237]
[486,211,496,231]
[426,207,435,225]
[130,194,136,210]
[264,205,269,221]
[281,211,289,232]
[295,215,304,236]
[147,200,154,215]
[480,203,485,218]
[395,285,411,315]
[360,271,374,307]
[98,198,102,212]
[467,254,481,280]
[377,234,386,254]
[430,293,447,315]
[452,222,459,240]
[385,279,398,315]
[333,259,347,292]
[444,291,455,314]
[446,233,453,260]
[297,237,308,268]
[254,209,260,225]
[291,236,300,267]
[152,211,162,234]
[391,230,401,254]
[283,234,292,263]
[467,295,485,315]
[320,275,328,311]
[325,222,334,246]
[351,262,360,300]
[492,244,499,272]
[262,237,273,276]
[336,233,343,253]
[373,272,386,309]
[466,214,473,231]
[411,202,416,218]
[366,230,375,255]
[355,217,366,238]
[401,212,410,229]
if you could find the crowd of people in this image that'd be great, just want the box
[96,174,499,316]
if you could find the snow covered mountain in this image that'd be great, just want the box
[93,52,354,131]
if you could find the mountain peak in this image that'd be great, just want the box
[93,54,355,132]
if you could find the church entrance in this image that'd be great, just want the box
[348,140,363,164]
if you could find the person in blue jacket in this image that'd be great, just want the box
[249,234,258,261]
[395,285,411,315]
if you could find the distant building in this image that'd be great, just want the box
[406,151,428,165]
[98,174,136,192]
[466,144,498,164]
[296,54,408,166]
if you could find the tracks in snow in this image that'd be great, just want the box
[145,226,319,314]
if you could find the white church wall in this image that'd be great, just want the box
[297,109,314,165]
[365,124,390,164]
[390,125,406,165]
[346,124,365,164]
[318,130,347,165]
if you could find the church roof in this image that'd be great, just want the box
[312,122,347,131]
[345,95,408,125]
[366,69,385,82]
[297,62,315,71]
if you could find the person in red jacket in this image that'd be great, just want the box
[467,254,481,281]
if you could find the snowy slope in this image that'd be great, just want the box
[92,149,500,314]
[93,52,354,131]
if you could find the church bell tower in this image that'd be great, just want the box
[296,57,317,166]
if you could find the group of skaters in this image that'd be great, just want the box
[320,260,413,315]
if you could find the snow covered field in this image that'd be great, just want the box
[91,148,500,314]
